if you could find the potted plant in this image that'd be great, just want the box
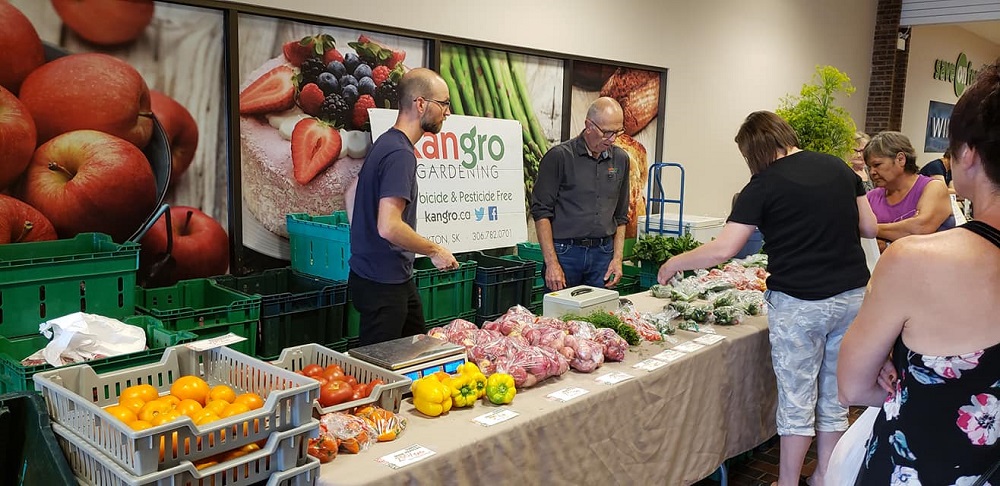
[776,65,857,160]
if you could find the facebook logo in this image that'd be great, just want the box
[488,206,498,221]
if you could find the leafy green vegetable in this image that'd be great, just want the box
[562,311,641,346]
[631,233,702,265]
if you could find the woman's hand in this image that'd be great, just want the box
[876,359,897,394]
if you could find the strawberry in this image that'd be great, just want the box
[323,48,344,65]
[239,65,295,115]
[371,65,390,86]
[291,118,341,185]
[386,50,406,69]
[352,95,375,130]
[298,83,325,116]
[350,35,406,68]
[282,34,337,66]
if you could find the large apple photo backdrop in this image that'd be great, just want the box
[4,0,230,286]
[237,13,429,260]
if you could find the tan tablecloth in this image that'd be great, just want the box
[318,293,777,486]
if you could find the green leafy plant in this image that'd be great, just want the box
[776,65,857,160]
[630,233,701,264]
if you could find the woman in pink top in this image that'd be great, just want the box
[864,131,954,251]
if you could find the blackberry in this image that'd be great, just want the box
[300,57,326,80]
[373,79,399,109]
[319,93,351,128]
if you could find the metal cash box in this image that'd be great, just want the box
[543,285,620,318]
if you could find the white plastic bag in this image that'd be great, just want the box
[825,406,879,485]
[29,312,147,367]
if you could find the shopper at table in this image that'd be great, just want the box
[349,68,459,346]
[657,111,877,486]
[849,131,874,192]
[530,97,629,291]
[839,59,1000,486]
[864,131,954,251]
[918,147,953,187]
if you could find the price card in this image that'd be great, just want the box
[653,349,686,363]
[546,387,590,402]
[185,333,247,351]
[377,444,436,469]
[673,341,706,353]
[699,325,718,334]
[664,335,681,344]
[694,334,726,346]
[632,358,669,371]
[473,409,519,427]
[595,372,634,385]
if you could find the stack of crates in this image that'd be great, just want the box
[213,268,349,359]
[469,252,534,324]
[515,243,545,314]
[0,233,197,394]
[0,391,76,485]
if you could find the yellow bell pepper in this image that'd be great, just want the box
[443,374,478,408]
[411,376,453,417]
[456,362,487,399]
[485,373,516,405]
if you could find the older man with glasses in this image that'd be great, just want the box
[530,97,630,291]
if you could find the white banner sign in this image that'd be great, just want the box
[370,108,527,253]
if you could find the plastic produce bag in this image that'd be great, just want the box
[25,312,146,367]
[712,305,746,325]
[319,412,378,454]
[355,405,407,442]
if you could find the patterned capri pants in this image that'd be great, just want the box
[765,287,865,436]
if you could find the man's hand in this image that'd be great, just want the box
[429,247,459,270]
[604,258,622,287]
[545,261,567,291]
[657,261,679,285]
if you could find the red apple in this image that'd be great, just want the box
[20,130,157,242]
[19,53,153,147]
[0,2,45,94]
[149,90,198,182]
[51,0,154,47]
[0,194,57,244]
[140,206,229,286]
[0,85,36,190]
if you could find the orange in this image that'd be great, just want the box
[194,458,218,470]
[170,376,210,405]
[156,395,181,409]
[128,420,153,431]
[120,384,159,403]
[232,393,264,410]
[175,399,203,417]
[105,405,137,424]
[150,411,181,427]
[138,400,174,423]
[119,397,146,415]
[218,402,250,418]
[192,410,220,426]
[204,399,229,415]
[208,385,236,404]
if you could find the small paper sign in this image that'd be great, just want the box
[546,387,590,402]
[693,334,726,346]
[699,325,718,334]
[473,409,519,427]
[185,333,247,351]
[595,372,634,385]
[377,445,436,469]
[652,349,686,362]
[632,358,669,371]
[673,341,706,353]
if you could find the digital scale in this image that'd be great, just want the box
[347,334,467,382]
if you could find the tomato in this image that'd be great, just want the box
[324,364,344,375]
[105,405,137,424]
[351,388,364,401]
[314,376,328,387]
[205,399,229,415]
[341,375,358,388]
[219,402,250,418]
[301,364,324,378]
[308,444,336,463]
[321,367,345,382]
[208,385,236,403]
[120,384,159,403]
[232,393,265,410]
[119,397,146,415]
[170,376,210,405]
[367,379,384,395]
[138,400,174,422]
[129,420,153,431]
[307,436,338,463]
[318,380,353,407]
[176,399,204,418]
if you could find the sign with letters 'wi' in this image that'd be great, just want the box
[924,100,954,153]
[369,108,527,253]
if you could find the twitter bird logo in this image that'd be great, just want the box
[474,207,485,221]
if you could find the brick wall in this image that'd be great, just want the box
[865,0,906,134]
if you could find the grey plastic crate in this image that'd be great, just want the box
[32,344,320,476]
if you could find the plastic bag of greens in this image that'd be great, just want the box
[712,305,746,325]
[735,290,766,316]
[649,284,672,299]
[707,289,738,308]
[682,302,713,323]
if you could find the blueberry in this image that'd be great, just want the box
[339,74,358,88]
[354,63,373,80]
[358,76,376,95]
[341,84,359,104]
[326,60,346,78]
[344,52,360,73]
[317,72,339,95]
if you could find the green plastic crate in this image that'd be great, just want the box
[0,233,139,339]
[344,301,361,341]
[212,268,347,360]
[135,278,261,356]
[413,254,477,322]
[469,252,534,317]
[0,391,76,486]
[0,316,196,394]
[423,310,477,333]
[515,242,543,262]
[286,211,351,281]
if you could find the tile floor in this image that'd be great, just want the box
[694,407,866,486]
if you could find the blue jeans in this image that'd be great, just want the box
[546,240,614,289]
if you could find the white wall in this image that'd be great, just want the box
[222,0,877,219]
[901,24,1000,164]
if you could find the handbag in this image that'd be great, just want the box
[973,457,1000,486]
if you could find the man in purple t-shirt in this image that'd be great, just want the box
[348,68,459,346]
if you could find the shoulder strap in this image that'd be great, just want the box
[960,221,1000,250]
[972,456,1000,486]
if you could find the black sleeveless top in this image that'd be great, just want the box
[855,221,1000,485]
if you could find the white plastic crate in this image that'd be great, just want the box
[271,343,411,414]
[33,345,320,476]
[53,420,318,486]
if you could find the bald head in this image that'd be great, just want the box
[586,97,623,125]
[398,68,447,114]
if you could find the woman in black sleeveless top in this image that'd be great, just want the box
[839,59,1000,486]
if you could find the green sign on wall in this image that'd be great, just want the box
[933,52,979,97]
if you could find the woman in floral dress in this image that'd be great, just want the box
[838,59,1000,485]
